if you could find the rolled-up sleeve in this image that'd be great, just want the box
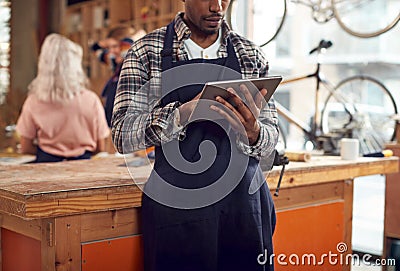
[111,46,185,154]
[236,46,279,159]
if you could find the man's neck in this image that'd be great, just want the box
[182,16,220,49]
[190,32,219,49]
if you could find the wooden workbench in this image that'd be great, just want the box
[0,155,398,271]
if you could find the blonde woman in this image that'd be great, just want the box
[16,33,109,163]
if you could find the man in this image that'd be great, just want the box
[112,0,278,270]
[91,25,146,127]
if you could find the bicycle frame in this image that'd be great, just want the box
[276,60,339,142]
[275,49,358,149]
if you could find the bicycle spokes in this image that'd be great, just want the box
[292,0,335,23]
[321,75,398,155]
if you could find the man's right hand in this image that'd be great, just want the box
[177,92,202,125]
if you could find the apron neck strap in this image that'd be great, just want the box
[161,21,175,71]
[161,21,236,71]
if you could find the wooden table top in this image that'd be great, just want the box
[0,155,398,219]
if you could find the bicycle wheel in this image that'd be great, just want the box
[332,0,400,38]
[226,0,287,47]
[321,75,398,155]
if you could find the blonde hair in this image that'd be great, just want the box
[28,33,89,103]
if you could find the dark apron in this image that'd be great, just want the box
[101,64,121,127]
[142,21,276,271]
[35,147,92,163]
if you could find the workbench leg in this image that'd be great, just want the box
[54,215,82,271]
[343,179,354,271]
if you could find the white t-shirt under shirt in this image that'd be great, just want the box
[171,32,222,131]
[16,90,110,157]
[183,31,221,60]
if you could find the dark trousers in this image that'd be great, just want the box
[35,147,92,163]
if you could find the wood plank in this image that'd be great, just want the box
[0,224,2,271]
[109,0,131,25]
[383,144,400,263]
[80,208,141,242]
[24,186,143,219]
[158,0,169,15]
[0,213,41,240]
[132,0,141,27]
[384,144,400,237]
[0,195,27,219]
[54,216,81,271]
[271,181,344,210]
[173,0,184,13]
[266,156,398,188]
[342,180,353,271]
[81,4,93,33]
[384,232,400,240]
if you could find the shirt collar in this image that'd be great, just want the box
[174,12,231,45]
[184,28,222,59]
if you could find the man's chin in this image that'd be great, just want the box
[202,27,220,35]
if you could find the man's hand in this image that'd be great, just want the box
[177,92,202,125]
[210,84,268,145]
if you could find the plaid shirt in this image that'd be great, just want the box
[112,13,278,159]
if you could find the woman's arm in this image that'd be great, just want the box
[19,136,37,155]
[94,137,107,154]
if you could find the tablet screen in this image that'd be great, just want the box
[189,76,282,122]
[200,76,282,104]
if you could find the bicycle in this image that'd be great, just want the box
[227,0,400,47]
[274,40,398,155]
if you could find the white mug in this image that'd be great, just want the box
[340,138,359,160]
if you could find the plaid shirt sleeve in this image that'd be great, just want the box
[111,31,186,154]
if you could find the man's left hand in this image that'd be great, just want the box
[210,84,268,145]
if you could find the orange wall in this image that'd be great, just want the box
[273,202,345,271]
[1,228,41,271]
[82,235,144,271]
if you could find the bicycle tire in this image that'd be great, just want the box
[321,75,398,155]
[226,0,287,47]
[259,0,287,47]
[225,0,235,30]
[331,0,400,38]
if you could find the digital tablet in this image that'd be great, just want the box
[188,76,282,122]
[199,76,282,105]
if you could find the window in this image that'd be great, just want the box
[0,0,10,104]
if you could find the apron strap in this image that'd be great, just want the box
[161,21,240,74]
[161,21,175,71]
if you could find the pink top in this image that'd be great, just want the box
[16,90,110,157]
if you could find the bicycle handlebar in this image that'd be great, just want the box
[309,39,333,55]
